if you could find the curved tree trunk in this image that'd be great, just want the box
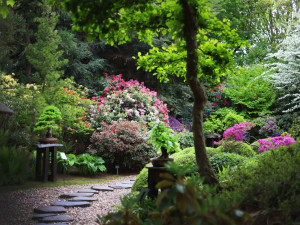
[180,0,219,186]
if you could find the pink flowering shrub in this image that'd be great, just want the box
[88,121,156,170]
[215,122,255,145]
[259,120,279,137]
[88,74,168,130]
[257,134,296,153]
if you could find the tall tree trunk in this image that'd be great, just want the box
[180,0,219,186]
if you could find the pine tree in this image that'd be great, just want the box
[264,20,300,113]
[26,0,67,87]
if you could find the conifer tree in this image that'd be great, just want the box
[26,0,67,87]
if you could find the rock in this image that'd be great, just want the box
[32,213,57,220]
[69,197,97,202]
[34,206,66,214]
[52,201,90,207]
[39,215,73,223]
[92,186,114,191]
[59,192,94,198]
[77,189,99,193]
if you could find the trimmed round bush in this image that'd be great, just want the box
[216,141,254,157]
[132,146,220,192]
[210,152,246,173]
[89,121,156,170]
[131,167,149,191]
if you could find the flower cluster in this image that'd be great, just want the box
[215,122,255,145]
[88,74,169,130]
[168,116,189,132]
[257,134,296,153]
[89,121,156,170]
[259,120,279,137]
[208,83,228,107]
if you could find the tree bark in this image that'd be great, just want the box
[180,0,219,186]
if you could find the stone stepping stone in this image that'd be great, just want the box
[39,215,73,223]
[52,201,90,207]
[69,197,97,202]
[60,192,94,198]
[109,184,132,189]
[92,186,114,191]
[34,206,66,214]
[122,181,135,184]
[130,179,136,181]
[77,189,99,193]
[32,213,57,220]
[36,223,68,225]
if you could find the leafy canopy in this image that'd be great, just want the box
[53,0,246,83]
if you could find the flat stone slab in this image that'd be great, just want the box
[77,189,99,193]
[130,179,136,181]
[34,206,66,214]
[39,215,73,223]
[32,213,57,220]
[60,192,94,198]
[36,223,68,225]
[52,201,90,207]
[109,184,132,189]
[92,186,114,191]
[69,197,97,202]
[122,181,135,184]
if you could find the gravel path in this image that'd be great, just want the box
[0,175,137,225]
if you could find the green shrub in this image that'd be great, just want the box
[102,163,250,225]
[216,141,254,157]
[222,112,246,131]
[0,130,34,185]
[131,167,149,192]
[132,147,220,192]
[175,129,194,149]
[210,152,246,173]
[221,142,300,223]
[204,107,237,133]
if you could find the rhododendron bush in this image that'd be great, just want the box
[88,74,168,130]
[88,121,156,170]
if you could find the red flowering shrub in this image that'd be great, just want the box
[88,121,156,170]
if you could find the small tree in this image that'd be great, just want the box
[34,105,62,138]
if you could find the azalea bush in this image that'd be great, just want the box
[89,121,156,170]
[88,74,169,130]
[257,134,296,153]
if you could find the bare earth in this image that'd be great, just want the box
[0,175,137,225]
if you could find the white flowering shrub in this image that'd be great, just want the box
[264,20,300,113]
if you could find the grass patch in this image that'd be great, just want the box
[0,172,137,193]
